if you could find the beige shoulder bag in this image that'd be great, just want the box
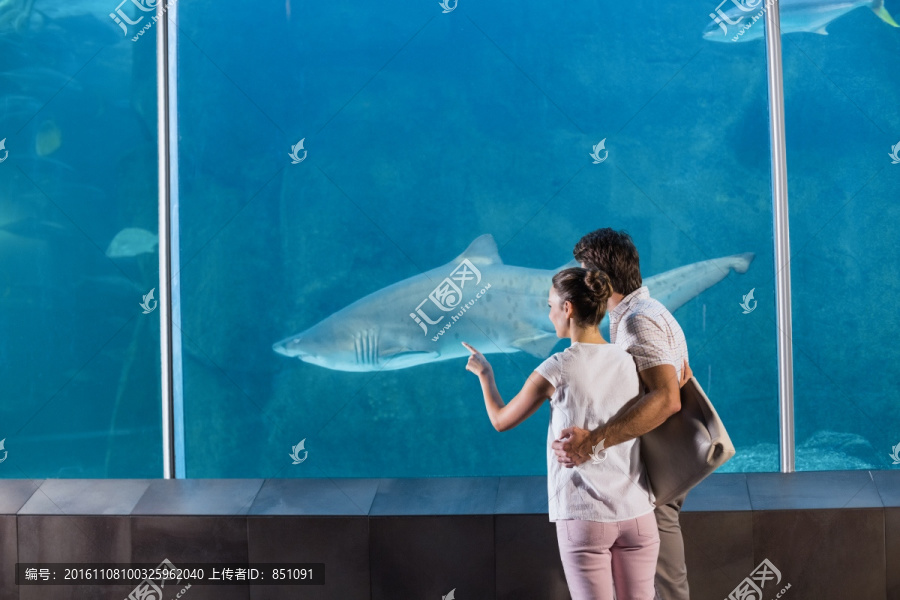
[640,376,736,507]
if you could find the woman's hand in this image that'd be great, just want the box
[462,342,492,377]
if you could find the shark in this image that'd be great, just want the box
[273,235,754,372]
[105,227,158,258]
[703,0,899,42]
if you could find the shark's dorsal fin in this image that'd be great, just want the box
[815,25,829,35]
[557,258,579,271]
[455,234,502,266]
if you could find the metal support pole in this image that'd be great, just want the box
[763,0,795,473]
[157,0,183,478]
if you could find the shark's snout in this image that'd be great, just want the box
[272,335,308,358]
[274,326,364,371]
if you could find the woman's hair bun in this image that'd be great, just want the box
[584,269,612,304]
[551,267,613,328]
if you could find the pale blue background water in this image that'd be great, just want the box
[0,0,898,478]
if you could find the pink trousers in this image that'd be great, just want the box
[556,512,660,600]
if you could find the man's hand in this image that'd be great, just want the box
[551,359,691,466]
[551,426,593,468]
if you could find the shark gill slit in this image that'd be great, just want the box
[363,330,371,366]
[363,331,369,366]
[356,329,376,366]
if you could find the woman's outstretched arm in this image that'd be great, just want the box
[463,342,555,432]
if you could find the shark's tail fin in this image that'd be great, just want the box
[731,252,755,274]
[872,0,900,27]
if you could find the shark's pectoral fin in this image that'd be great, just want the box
[381,349,441,365]
[732,252,754,273]
[381,347,437,358]
[510,332,559,358]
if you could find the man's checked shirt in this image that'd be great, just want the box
[607,286,688,382]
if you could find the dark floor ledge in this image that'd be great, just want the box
[0,471,898,516]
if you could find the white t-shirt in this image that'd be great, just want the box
[535,341,656,523]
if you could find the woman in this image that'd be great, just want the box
[463,267,659,600]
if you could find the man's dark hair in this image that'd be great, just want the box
[572,228,642,296]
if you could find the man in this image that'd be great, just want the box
[551,228,692,600]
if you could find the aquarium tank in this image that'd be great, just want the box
[0,0,898,479]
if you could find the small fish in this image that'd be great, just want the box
[105,227,158,258]
[35,120,61,156]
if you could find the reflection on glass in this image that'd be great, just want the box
[0,3,160,477]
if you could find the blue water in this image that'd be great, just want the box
[1,0,898,478]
